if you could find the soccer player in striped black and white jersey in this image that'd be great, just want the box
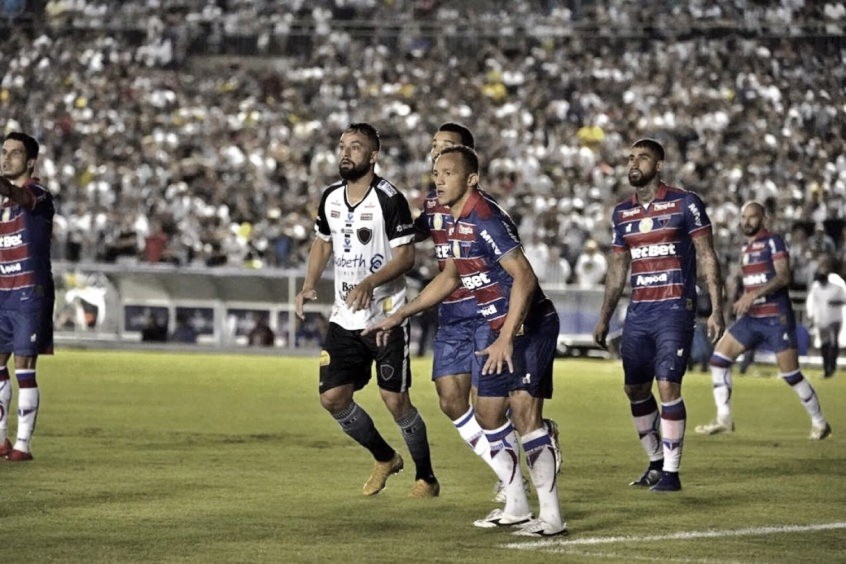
[296,123,439,498]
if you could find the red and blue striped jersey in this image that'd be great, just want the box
[610,183,711,313]
[0,178,54,307]
[740,230,792,318]
[414,188,477,322]
[447,189,555,332]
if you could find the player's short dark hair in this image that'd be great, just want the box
[632,138,664,161]
[439,145,479,174]
[4,131,39,160]
[345,122,380,152]
[438,122,475,149]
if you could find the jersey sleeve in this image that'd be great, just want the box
[610,208,628,251]
[313,188,332,242]
[480,210,521,261]
[768,233,789,261]
[384,192,415,248]
[413,205,431,241]
[684,192,712,237]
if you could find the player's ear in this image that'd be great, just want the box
[468,172,479,188]
[655,160,663,172]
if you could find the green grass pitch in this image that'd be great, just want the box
[2,350,844,563]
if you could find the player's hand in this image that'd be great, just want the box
[476,335,513,376]
[706,311,725,344]
[362,314,402,347]
[593,320,609,349]
[733,292,760,317]
[295,288,317,320]
[346,280,374,312]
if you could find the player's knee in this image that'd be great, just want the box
[709,352,733,368]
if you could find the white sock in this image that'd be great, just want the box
[660,398,686,473]
[782,370,825,426]
[630,396,662,462]
[522,427,563,528]
[709,362,733,422]
[0,376,10,443]
[484,421,531,518]
[452,406,494,469]
[14,386,39,453]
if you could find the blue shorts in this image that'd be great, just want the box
[476,313,559,399]
[620,309,694,385]
[728,314,797,354]
[432,316,490,385]
[0,300,55,356]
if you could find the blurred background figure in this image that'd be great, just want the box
[805,255,846,378]
[574,239,607,289]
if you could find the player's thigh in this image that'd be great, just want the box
[432,317,479,380]
[364,321,412,394]
[319,323,373,394]
[510,315,558,399]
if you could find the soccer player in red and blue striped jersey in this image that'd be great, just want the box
[695,201,831,440]
[594,138,725,492]
[0,132,55,462]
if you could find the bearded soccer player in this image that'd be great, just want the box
[593,138,725,492]
[367,145,566,537]
[295,123,438,498]
[0,132,55,462]
[695,201,831,440]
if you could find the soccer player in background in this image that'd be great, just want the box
[366,145,566,537]
[593,138,725,492]
[295,123,439,498]
[0,132,55,461]
[413,123,560,503]
[695,201,832,439]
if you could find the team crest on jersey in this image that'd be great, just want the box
[639,217,653,233]
[357,227,373,244]
[433,213,443,231]
[380,364,395,381]
[453,239,461,258]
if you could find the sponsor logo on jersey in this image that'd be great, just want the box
[357,227,372,244]
[631,243,677,259]
[435,244,451,259]
[0,262,22,274]
[653,201,677,212]
[639,217,653,233]
[480,229,501,255]
[479,304,497,316]
[334,254,366,268]
[361,213,373,221]
[457,224,474,235]
[635,272,669,286]
[369,254,384,273]
[330,210,340,218]
[621,208,641,218]
[0,234,23,248]
[688,202,703,227]
[396,223,413,233]
[462,272,492,290]
[743,273,768,286]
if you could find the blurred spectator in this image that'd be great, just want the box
[247,313,275,347]
[574,239,607,290]
[170,313,199,344]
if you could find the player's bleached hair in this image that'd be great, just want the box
[4,131,39,160]
[632,137,665,161]
[344,122,381,152]
[438,145,479,175]
[437,122,475,149]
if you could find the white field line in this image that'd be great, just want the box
[503,522,846,552]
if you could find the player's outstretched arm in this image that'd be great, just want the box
[346,243,415,312]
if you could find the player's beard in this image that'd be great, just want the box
[742,222,761,237]
[628,168,656,188]
[339,160,370,182]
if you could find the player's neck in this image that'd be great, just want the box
[635,182,659,206]
[345,173,374,205]
[448,190,473,220]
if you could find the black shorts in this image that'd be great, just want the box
[319,322,412,394]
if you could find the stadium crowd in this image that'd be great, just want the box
[1,0,844,291]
